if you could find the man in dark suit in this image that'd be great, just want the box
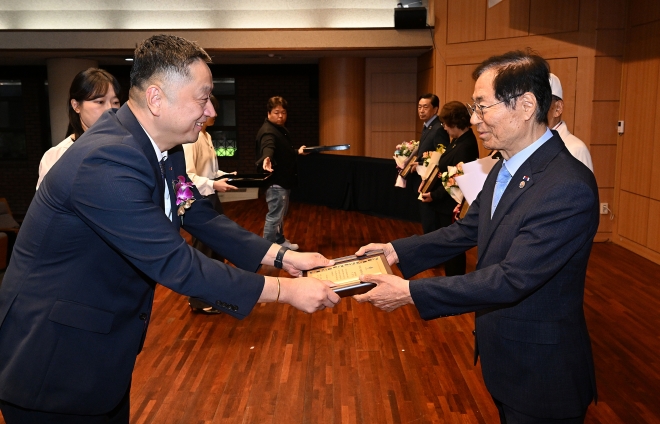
[418,101,479,276]
[0,34,339,423]
[355,51,598,423]
[414,93,451,234]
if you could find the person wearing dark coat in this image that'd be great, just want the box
[355,50,598,423]
[418,101,479,276]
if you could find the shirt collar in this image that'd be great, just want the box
[502,128,553,177]
[139,123,168,162]
[424,115,438,128]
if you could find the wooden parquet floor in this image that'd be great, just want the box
[2,198,659,423]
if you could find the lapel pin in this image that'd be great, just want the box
[519,176,530,189]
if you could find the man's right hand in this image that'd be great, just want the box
[275,277,340,313]
[263,157,273,172]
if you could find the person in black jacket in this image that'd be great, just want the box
[255,96,306,251]
[414,93,450,235]
[418,101,479,276]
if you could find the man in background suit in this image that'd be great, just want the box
[0,34,339,423]
[414,93,451,234]
[355,51,598,423]
[418,101,479,276]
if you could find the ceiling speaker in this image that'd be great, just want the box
[394,7,427,29]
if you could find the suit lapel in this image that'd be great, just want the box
[115,105,165,210]
[479,135,566,256]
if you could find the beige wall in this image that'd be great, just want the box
[364,58,418,159]
[615,0,660,264]
[430,0,628,246]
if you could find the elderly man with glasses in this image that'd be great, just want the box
[355,50,599,423]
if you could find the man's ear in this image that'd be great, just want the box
[145,85,163,117]
[553,99,564,118]
[519,92,537,121]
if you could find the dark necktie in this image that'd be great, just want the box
[159,158,166,180]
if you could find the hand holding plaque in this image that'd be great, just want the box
[304,250,393,297]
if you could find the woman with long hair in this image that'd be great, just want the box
[37,68,120,189]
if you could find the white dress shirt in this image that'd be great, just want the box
[552,121,594,172]
[37,136,74,190]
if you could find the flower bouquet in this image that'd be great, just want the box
[416,144,446,179]
[440,162,465,204]
[393,140,419,188]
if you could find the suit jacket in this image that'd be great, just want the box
[416,115,450,164]
[0,104,273,415]
[426,129,480,214]
[255,119,298,189]
[392,133,598,419]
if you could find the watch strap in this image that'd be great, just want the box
[274,246,289,269]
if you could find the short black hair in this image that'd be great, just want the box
[129,34,211,92]
[439,101,471,130]
[267,96,287,112]
[417,93,439,109]
[472,49,551,125]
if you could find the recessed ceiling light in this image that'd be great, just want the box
[125,58,134,61]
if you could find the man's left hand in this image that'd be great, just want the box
[354,274,413,312]
[298,145,309,156]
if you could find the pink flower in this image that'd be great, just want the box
[173,176,195,206]
[172,176,196,224]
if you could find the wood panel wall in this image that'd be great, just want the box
[431,0,627,245]
[319,57,366,156]
[615,0,660,264]
[364,58,417,159]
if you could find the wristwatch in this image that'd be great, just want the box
[274,246,289,269]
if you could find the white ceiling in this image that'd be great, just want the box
[0,0,429,30]
[0,1,432,65]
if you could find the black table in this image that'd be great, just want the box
[292,154,421,222]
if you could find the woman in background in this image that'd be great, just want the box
[37,68,120,189]
[418,101,479,276]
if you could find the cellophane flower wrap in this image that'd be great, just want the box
[393,140,419,169]
[173,176,195,224]
[439,162,465,204]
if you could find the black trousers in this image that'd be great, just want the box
[419,203,466,276]
[492,398,586,424]
[0,386,130,424]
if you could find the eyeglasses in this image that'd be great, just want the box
[466,94,522,119]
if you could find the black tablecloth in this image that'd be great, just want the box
[291,154,421,222]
